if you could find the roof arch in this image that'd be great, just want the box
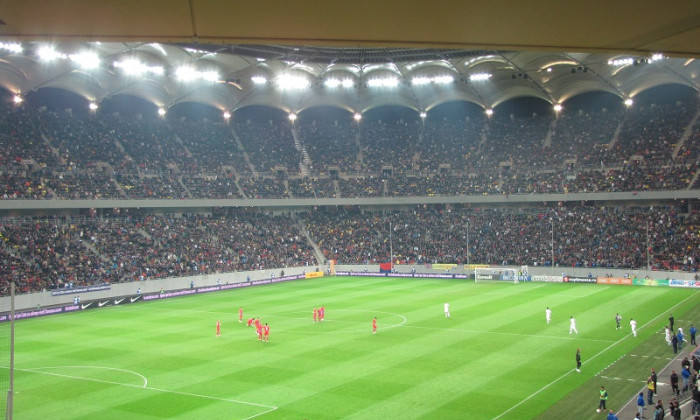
[0,42,697,114]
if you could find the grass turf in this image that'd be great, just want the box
[6,277,699,419]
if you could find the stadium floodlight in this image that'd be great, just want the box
[70,52,100,70]
[607,58,634,66]
[37,46,66,62]
[89,102,98,111]
[433,75,454,84]
[13,94,23,104]
[419,111,427,119]
[223,111,231,120]
[252,76,267,85]
[469,73,492,81]
[176,66,220,83]
[353,112,362,121]
[485,108,494,116]
[276,74,310,90]
[288,112,297,122]
[324,78,353,88]
[624,98,634,107]
[157,107,166,116]
[412,76,431,86]
[553,104,563,112]
[114,59,163,76]
[0,42,23,54]
[367,77,399,88]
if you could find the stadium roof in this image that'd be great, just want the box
[0,0,698,114]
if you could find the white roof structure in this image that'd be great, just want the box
[1,43,697,114]
[0,1,698,113]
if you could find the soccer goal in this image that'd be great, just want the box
[474,267,519,283]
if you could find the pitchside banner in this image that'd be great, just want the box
[632,278,670,287]
[335,271,468,279]
[563,276,597,284]
[531,275,563,283]
[0,274,308,323]
[669,279,700,288]
[51,284,111,296]
[597,277,632,285]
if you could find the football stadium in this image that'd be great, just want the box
[0,2,699,419]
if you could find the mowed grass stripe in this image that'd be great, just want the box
[11,277,698,419]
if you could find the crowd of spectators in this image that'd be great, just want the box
[0,96,698,200]
[232,116,300,174]
[419,114,485,172]
[297,116,359,175]
[613,101,696,164]
[303,205,700,273]
[360,117,419,171]
[0,212,316,295]
[549,108,624,167]
[2,203,698,296]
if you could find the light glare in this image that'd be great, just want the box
[367,77,399,88]
[70,52,100,69]
[469,73,492,81]
[0,42,23,54]
[276,74,310,90]
[38,46,65,61]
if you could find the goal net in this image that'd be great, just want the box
[474,267,520,283]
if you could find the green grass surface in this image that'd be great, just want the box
[8,277,700,419]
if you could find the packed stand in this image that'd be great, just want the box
[419,115,485,172]
[303,206,700,272]
[0,212,317,295]
[360,116,419,172]
[233,115,300,175]
[169,119,248,175]
[613,100,697,164]
[549,107,624,167]
[238,176,290,199]
[481,112,553,169]
[297,116,360,175]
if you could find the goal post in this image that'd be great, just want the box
[474,267,519,283]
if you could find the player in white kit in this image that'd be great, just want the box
[569,316,578,334]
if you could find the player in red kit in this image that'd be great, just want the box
[313,307,318,323]
[247,317,254,327]
[372,317,377,334]
[239,307,243,323]
[320,305,325,321]
[263,323,270,342]
[216,320,221,337]
[256,322,263,341]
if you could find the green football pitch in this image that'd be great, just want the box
[6,277,699,419]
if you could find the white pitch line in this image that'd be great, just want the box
[492,289,699,420]
[14,366,278,413]
[578,286,609,298]
[21,365,148,387]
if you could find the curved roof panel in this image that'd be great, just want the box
[0,42,698,112]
